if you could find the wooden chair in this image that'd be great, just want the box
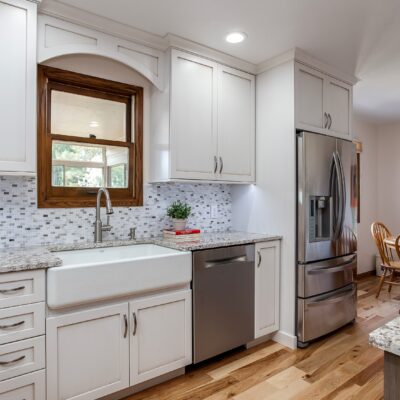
[371,222,400,298]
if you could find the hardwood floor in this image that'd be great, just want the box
[125,276,400,400]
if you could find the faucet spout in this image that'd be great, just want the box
[94,188,113,243]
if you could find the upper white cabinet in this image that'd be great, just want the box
[254,240,280,339]
[170,52,218,180]
[295,62,353,139]
[217,65,255,181]
[0,0,37,174]
[151,49,255,183]
[325,76,352,137]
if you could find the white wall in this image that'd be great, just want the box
[353,115,378,274]
[232,60,297,348]
[377,122,400,234]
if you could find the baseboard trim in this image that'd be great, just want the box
[357,270,376,280]
[246,330,297,350]
[272,330,297,349]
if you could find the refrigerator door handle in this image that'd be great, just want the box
[308,254,356,274]
[336,151,347,237]
[307,285,356,307]
[331,152,343,239]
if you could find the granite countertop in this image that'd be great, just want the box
[0,231,281,273]
[0,246,62,274]
[369,316,400,356]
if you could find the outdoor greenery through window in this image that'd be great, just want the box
[37,65,143,208]
[51,142,128,188]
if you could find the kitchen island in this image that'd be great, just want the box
[369,316,400,399]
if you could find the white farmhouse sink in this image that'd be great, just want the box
[47,244,192,309]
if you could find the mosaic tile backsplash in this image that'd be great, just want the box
[0,176,232,248]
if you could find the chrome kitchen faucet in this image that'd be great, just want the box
[94,187,113,243]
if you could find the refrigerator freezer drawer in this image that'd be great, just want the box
[297,284,356,344]
[298,254,356,298]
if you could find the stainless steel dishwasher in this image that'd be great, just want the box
[192,244,255,363]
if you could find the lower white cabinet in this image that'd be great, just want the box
[0,369,45,400]
[255,240,281,338]
[46,303,130,400]
[46,289,192,400]
[130,289,192,384]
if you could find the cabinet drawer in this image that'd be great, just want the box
[297,284,356,343]
[0,270,45,309]
[0,369,45,399]
[0,303,45,345]
[0,336,45,382]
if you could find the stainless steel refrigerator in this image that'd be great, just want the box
[297,131,357,348]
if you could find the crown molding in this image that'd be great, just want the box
[166,34,256,74]
[39,0,166,51]
[38,0,256,74]
[257,47,359,85]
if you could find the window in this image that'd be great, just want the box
[37,65,143,207]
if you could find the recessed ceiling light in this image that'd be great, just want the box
[89,121,99,128]
[225,32,247,44]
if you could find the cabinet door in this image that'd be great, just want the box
[295,63,326,133]
[47,303,129,400]
[170,49,218,180]
[255,241,280,338]
[0,0,36,173]
[130,290,192,385]
[325,77,352,138]
[217,65,255,182]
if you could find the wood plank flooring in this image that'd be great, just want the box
[125,276,400,400]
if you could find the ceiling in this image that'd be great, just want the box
[49,0,400,124]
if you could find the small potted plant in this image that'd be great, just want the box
[167,200,191,231]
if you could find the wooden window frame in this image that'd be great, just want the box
[37,65,143,208]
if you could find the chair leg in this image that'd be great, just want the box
[376,267,388,298]
[389,270,396,293]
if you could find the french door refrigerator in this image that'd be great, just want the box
[297,131,357,348]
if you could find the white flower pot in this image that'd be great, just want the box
[172,218,187,231]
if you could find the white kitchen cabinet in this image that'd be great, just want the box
[325,76,352,138]
[46,303,129,400]
[295,62,353,139]
[170,50,218,180]
[151,49,255,183]
[217,65,255,182]
[254,240,280,338]
[295,63,325,132]
[130,289,192,385]
[0,0,37,174]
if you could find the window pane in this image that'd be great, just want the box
[52,165,64,186]
[52,142,103,162]
[51,90,128,141]
[64,167,104,187]
[51,141,129,189]
[109,165,126,188]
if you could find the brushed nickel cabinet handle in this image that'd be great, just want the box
[0,355,25,366]
[257,251,262,268]
[0,320,25,329]
[328,113,332,129]
[324,112,328,128]
[123,314,128,338]
[219,157,223,174]
[132,312,137,336]
[214,156,218,173]
[0,286,25,294]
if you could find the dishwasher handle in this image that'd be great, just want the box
[204,255,249,269]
